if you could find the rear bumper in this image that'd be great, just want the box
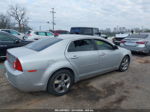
[121,45,149,54]
[4,61,46,92]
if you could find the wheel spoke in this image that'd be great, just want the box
[54,80,61,84]
[64,77,70,83]
[55,84,62,92]
[61,74,66,80]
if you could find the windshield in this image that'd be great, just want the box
[70,28,93,35]
[25,38,62,51]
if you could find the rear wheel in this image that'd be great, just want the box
[119,56,130,72]
[47,69,74,96]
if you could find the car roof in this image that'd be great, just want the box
[58,34,107,41]
[29,30,52,32]
[70,27,99,29]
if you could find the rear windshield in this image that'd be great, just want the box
[25,38,62,51]
[126,34,149,39]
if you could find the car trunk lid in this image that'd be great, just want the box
[123,38,145,47]
[7,47,37,68]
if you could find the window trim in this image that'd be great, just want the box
[67,39,96,52]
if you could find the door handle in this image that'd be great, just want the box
[70,55,79,59]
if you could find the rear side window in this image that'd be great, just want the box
[68,39,95,52]
[94,39,113,50]
[25,38,62,51]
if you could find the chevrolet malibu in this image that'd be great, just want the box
[4,35,131,96]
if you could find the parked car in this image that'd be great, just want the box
[24,30,54,41]
[0,31,31,59]
[70,27,101,36]
[53,30,69,36]
[113,33,129,45]
[0,29,24,39]
[4,34,131,95]
[120,33,150,54]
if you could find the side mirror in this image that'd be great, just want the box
[113,45,118,50]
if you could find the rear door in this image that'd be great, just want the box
[94,39,121,71]
[66,39,99,78]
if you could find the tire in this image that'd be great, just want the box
[119,56,130,72]
[47,69,74,96]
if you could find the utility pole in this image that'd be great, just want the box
[50,8,56,31]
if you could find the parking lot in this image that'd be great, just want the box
[0,54,150,109]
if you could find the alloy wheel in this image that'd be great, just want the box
[53,73,71,94]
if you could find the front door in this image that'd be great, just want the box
[93,39,122,71]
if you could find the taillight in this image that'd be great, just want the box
[13,59,23,71]
[28,34,32,36]
[120,40,126,44]
[136,41,147,44]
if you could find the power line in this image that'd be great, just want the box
[50,8,56,30]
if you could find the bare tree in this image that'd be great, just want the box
[8,4,29,32]
[0,14,12,29]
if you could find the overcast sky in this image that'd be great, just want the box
[0,0,150,31]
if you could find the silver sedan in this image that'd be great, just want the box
[120,33,150,54]
[4,35,131,95]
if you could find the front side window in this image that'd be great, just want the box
[0,33,15,41]
[94,39,113,50]
[68,39,95,52]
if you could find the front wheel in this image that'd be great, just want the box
[47,69,74,96]
[119,56,130,72]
